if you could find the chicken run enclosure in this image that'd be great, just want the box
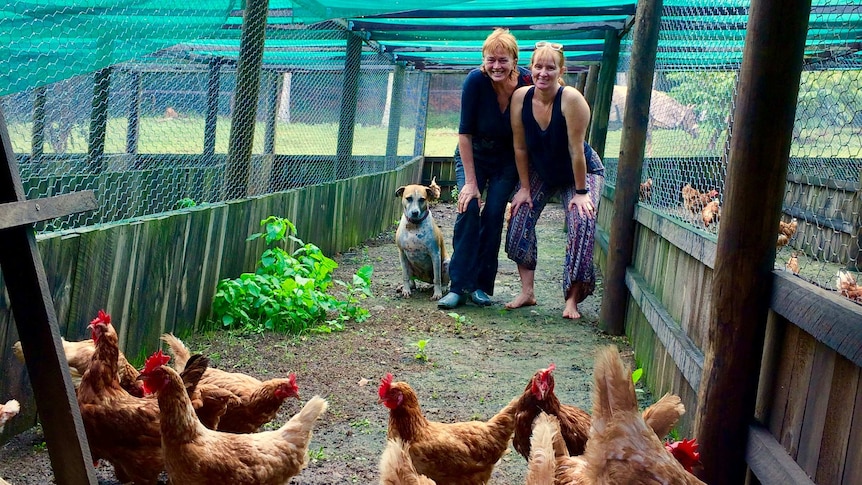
[1,0,862,483]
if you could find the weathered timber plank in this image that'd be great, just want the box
[747,424,815,485]
[766,323,799,441]
[843,380,862,484]
[219,199,254,281]
[625,267,704,392]
[173,208,214,336]
[37,233,81,336]
[771,270,862,367]
[104,221,141,353]
[0,191,96,229]
[815,357,858,484]
[634,205,717,268]
[796,345,836,475]
[67,227,118,340]
[780,331,816,459]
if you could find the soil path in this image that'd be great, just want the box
[0,202,631,484]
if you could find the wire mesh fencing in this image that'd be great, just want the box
[1,15,427,235]
[606,1,862,304]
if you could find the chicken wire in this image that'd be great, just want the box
[605,0,862,303]
[2,18,426,234]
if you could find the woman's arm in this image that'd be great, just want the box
[509,86,533,213]
[561,86,594,217]
[456,73,481,213]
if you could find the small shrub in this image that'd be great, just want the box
[211,216,373,334]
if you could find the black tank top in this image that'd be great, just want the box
[523,87,602,189]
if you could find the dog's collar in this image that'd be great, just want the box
[407,211,430,224]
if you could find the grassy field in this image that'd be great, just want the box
[6,116,460,157]
[8,116,859,160]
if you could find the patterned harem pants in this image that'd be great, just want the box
[505,163,605,302]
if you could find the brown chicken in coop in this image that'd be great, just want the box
[534,346,705,485]
[513,363,687,461]
[378,372,518,485]
[161,333,300,433]
[837,270,862,302]
[777,217,798,248]
[639,178,653,202]
[13,334,145,397]
[786,252,800,275]
[139,353,328,485]
[701,200,721,227]
[681,184,718,214]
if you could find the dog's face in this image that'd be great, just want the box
[395,184,437,224]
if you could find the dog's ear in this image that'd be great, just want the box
[395,186,406,198]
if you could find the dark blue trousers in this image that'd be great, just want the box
[448,147,518,296]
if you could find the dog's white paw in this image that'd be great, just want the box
[397,284,412,298]
[430,291,443,301]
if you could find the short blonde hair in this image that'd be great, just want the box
[482,28,519,63]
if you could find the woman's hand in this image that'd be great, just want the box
[510,187,533,216]
[457,182,481,213]
[569,193,595,218]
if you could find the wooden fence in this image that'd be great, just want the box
[0,157,423,441]
[595,182,862,485]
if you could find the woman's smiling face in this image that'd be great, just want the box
[483,46,513,83]
[531,51,561,89]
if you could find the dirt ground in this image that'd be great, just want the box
[0,202,636,484]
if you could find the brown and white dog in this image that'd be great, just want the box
[394,177,450,300]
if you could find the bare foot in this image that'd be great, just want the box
[563,301,581,319]
[505,292,537,309]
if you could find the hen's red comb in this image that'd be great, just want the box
[143,350,170,374]
[665,438,701,473]
[288,372,297,386]
[378,373,394,400]
[539,363,556,379]
[90,310,110,326]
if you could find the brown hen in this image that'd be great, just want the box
[378,373,518,485]
[140,356,327,485]
[161,333,299,433]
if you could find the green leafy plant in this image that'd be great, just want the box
[175,197,197,209]
[308,446,327,461]
[447,311,468,334]
[211,216,373,334]
[632,367,645,397]
[412,338,431,361]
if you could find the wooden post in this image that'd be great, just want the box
[598,0,663,336]
[385,63,405,169]
[88,67,111,172]
[126,70,141,155]
[204,58,222,160]
[0,107,98,484]
[224,0,269,199]
[584,64,600,141]
[336,32,363,181]
[264,70,279,156]
[413,72,431,158]
[695,1,811,483]
[32,86,46,158]
[576,72,587,94]
[589,31,621,160]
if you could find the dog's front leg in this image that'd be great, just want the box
[398,249,414,298]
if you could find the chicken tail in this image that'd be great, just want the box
[592,346,638,424]
[160,333,192,372]
[526,413,562,485]
[379,438,437,485]
[642,393,685,439]
[280,395,328,436]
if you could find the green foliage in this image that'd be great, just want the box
[175,197,197,209]
[211,216,373,335]
[412,338,430,361]
[632,367,645,397]
[447,311,468,334]
[308,446,327,461]
[665,71,737,150]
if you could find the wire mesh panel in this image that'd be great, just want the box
[0,13,421,234]
[609,0,862,304]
